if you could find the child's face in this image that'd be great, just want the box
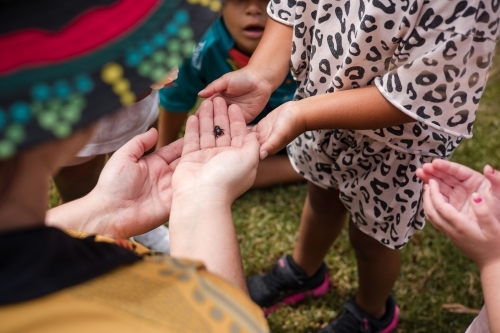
[222,0,269,55]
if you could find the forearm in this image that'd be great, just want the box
[295,85,415,131]
[169,190,247,292]
[480,262,500,333]
[45,192,113,236]
[248,18,293,91]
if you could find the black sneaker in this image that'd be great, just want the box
[246,255,330,315]
[318,296,400,333]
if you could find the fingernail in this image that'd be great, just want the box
[260,150,268,160]
[473,196,482,203]
[423,184,428,191]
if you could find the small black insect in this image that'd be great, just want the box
[214,125,224,138]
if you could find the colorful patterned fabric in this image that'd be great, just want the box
[0,0,220,159]
[0,227,270,333]
[159,17,297,124]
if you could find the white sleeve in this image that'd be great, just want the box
[267,0,295,27]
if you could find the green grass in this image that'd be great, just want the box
[231,54,500,332]
[49,52,500,332]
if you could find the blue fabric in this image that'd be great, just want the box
[159,17,296,124]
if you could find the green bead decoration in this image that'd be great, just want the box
[69,94,85,109]
[38,111,58,129]
[5,124,25,143]
[179,27,194,40]
[152,50,167,63]
[168,39,181,52]
[61,103,83,123]
[138,60,154,76]
[0,140,15,159]
[53,122,71,138]
[47,98,62,112]
[151,67,168,82]
[167,55,182,69]
[182,41,196,57]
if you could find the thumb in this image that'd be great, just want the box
[241,132,261,161]
[484,165,500,190]
[199,74,229,98]
[259,132,283,160]
[114,128,158,162]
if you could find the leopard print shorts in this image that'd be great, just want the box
[288,129,440,249]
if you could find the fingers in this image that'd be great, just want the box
[259,127,287,159]
[154,137,184,164]
[484,165,500,190]
[198,100,216,149]
[213,97,231,147]
[198,75,228,98]
[424,179,458,235]
[115,128,158,162]
[182,115,200,156]
[471,193,498,233]
[228,104,248,147]
[241,132,261,159]
[426,179,471,236]
[431,159,479,183]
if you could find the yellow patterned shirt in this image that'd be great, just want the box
[0,227,269,333]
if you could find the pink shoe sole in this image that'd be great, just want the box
[379,305,400,333]
[263,272,330,316]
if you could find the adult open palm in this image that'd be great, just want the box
[93,129,183,238]
[173,97,260,202]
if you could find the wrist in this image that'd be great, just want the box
[289,100,306,134]
[479,259,500,278]
[79,190,122,237]
[172,185,233,209]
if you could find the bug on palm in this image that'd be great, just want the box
[214,125,224,138]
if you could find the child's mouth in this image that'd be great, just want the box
[243,25,264,38]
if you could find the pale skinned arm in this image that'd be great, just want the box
[417,160,500,333]
[169,98,260,291]
[46,129,183,239]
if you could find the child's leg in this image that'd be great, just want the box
[156,107,188,148]
[251,154,305,188]
[349,222,401,318]
[53,154,106,203]
[292,182,348,276]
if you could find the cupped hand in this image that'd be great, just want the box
[252,101,304,159]
[172,97,260,202]
[417,159,500,269]
[198,67,273,123]
[91,128,183,238]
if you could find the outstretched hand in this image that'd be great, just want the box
[172,97,260,202]
[416,159,500,269]
[252,101,304,159]
[89,129,183,238]
[198,67,273,124]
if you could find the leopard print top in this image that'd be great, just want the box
[268,0,500,158]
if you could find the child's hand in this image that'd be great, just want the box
[417,160,500,270]
[198,67,273,123]
[252,101,304,159]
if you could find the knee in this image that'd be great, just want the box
[307,183,344,215]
